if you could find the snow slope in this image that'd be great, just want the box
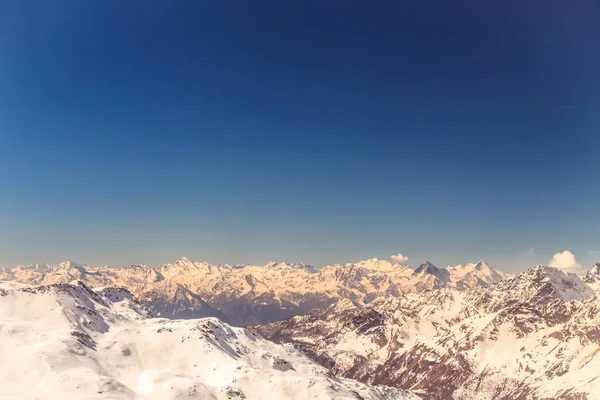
[0,281,416,400]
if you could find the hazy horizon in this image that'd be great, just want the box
[2,249,598,275]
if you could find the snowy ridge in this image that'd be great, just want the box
[0,281,416,400]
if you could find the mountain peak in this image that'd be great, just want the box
[474,260,490,270]
[54,260,86,270]
[411,261,452,284]
[588,263,600,275]
[499,264,595,302]
[161,257,208,272]
[582,263,600,290]
[414,261,439,274]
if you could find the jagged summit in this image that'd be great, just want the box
[170,256,196,267]
[589,263,600,274]
[412,261,451,283]
[582,263,600,290]
[474,259,489,270]
[413,261,439,274]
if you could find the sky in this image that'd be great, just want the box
[1,0,599,272]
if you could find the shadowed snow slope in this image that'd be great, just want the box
[0,281,415,400]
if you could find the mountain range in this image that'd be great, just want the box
[0,257,508,326]
[2,257,600,399]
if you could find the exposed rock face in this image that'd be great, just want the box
[253,265,599,399]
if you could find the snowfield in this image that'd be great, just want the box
[0,281,416,400]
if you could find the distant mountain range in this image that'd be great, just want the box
[0,257,509,325]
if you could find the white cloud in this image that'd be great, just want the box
[548,250,581,272]
[390,253,409,265]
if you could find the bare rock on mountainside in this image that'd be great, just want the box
[253,265,600,399]
[0,280,417,400]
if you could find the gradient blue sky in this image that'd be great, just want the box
[1,1,599,272]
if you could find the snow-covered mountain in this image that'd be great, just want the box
[0,257,508,326]
[2,258,599,398]
[253,265,600,399]
[446,259,509,289]
[0,280,416,400]
[582,263,600,291]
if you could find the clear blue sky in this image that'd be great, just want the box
[1,0,599,272]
